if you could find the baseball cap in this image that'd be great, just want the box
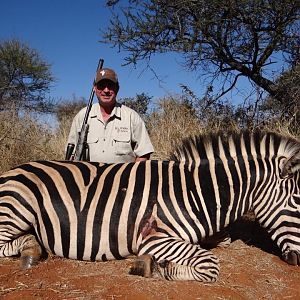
[95,68,119,85]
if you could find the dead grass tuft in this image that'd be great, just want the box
[0,110,65,173]
[147,97,204,159]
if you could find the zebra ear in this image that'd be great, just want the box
[281,152,300,177]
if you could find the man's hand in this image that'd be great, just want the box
[135,153,151,162]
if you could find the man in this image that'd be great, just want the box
[66,68,154,163]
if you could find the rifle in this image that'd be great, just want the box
[65,58,104,161]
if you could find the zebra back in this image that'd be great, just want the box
[170,130,300,174]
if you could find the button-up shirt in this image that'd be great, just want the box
[67,102,154,163]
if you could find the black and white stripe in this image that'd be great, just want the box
[0,130,299,281]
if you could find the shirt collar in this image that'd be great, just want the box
[90,102,122,120]
[110,102,121,119]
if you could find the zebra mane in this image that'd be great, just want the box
[170,130,300,167]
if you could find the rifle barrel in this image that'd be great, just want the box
[71,58,104,161]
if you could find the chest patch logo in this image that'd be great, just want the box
[115,126,129,133]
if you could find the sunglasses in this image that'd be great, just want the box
[96,80,117,91]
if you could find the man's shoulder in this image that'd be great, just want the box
[119,104,142,119]
[75,103,99,119]
[120,103,135,113]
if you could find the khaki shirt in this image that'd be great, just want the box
[67,103,154,163]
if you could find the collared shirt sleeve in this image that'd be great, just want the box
[131,110,154,157]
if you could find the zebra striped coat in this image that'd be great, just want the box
[0,130,299,281]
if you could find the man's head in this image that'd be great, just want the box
[95,68,119,91]
[94,68,119,109]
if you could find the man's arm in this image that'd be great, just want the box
[66,117,79,151]
[65,108,84,159]
[131,112,154,161]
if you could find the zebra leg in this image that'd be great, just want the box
[200,230,231,249]
[133,238,220,282]
[0,234,42,269]
[20,234,43,269]
[129,254,154,278]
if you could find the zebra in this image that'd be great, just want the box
[0,130,299,282]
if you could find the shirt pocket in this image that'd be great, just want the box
[113,132,132,156]
[86,136,99,145]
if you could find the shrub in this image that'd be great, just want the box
[0,109,64,173]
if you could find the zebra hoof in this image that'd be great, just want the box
[20,245,42,269]
[20,255,40,269]
[282,250,300,266]
[129,254,154,278]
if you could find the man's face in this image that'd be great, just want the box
[95,79,118,108]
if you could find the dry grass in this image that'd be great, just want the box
[147,98,204,159]
[0,96,299,173]
[0,110,65,173]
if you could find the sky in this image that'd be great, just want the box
[0,0,210,104]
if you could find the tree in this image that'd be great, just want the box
[261,63,300,134]
[120,92,152,116]
[0,39,54,112]
[103,0,299,103]
[55,97,87,125]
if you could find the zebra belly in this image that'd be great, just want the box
[38,223,135,262]
[44,240,132,261]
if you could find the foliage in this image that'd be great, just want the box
[0,31,298,172]
[181,85,240,130]
[0,108,64,173]
[0,39,60,172]
[260,63,300,136]
[0,39,54,113]
[147,96,203,159]
[120,92,152,117]
[103,0,299,103]
[0,93,298,173]
[55,97,86,126]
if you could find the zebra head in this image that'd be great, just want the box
[171,130,300,266]
[252,134,300,266]
[277,147,300,265]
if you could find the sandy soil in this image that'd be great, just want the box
[1,216,299,300]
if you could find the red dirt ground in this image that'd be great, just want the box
[1,216,299,300]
